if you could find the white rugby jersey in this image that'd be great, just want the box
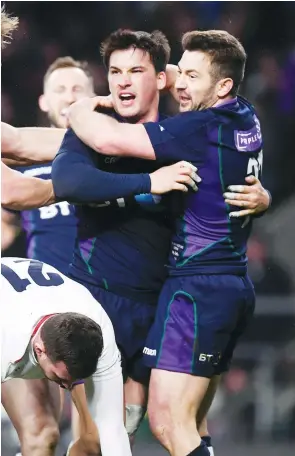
[1,257,118,383]
[1,257,131,455]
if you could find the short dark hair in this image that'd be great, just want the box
[43,56,93,90]
[41,312,103,380]
[182,30,247,96]
[101,29,171,73]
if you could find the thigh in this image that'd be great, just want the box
[197,375,221,425]
[148,368,210,419]
[1,378,61,437]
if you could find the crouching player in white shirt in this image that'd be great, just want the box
[1,257,131,456]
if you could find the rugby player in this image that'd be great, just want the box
[66,30,266,456]
[52,30,196,447]
[1,7,65,206]
[53,28,270,455]
[1,257,131,456]
[1,14,200,456]
[4,56,95,274]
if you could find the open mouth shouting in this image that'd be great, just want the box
[119,92,136,106]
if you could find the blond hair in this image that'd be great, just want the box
[1,5,19,49]
[43,56,93,90]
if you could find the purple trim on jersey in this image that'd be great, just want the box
[79,237,96,262]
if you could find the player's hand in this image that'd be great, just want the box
[223,175,271,218]
[92,95,114,109]
[149,161,201,195]
[66,96,114,125]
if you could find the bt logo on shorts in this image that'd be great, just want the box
[199,353,221,365]
[143,347,157,356]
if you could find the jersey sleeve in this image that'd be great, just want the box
[86,355,131,456]
[143,110,214,165]
[51,129,151,204]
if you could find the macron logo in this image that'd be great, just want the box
[143,347,157,356]
[159,125,165,132]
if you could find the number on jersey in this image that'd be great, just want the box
[1,259,64,292]
[247,150,263,179]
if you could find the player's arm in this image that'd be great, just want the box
[67,97,155,159]
[67,97,207,166]
[67,383,100,456]
[224,175,271,217]
[1,162,55,210]
[1,209,19,251]
[1,122,66,164]
[82,359,131,456]
[51,129,198,204]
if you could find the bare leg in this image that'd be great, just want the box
[148,369,210,456]
[2,378,60,456]
[197,375,220,437]
[124,377,148,446]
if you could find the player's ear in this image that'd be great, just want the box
[157,71,167,91]
[217,78,233,98]
[38,94,49,113]
[34,340,46,357]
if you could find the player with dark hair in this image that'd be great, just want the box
[1,257,130,456]
[52,29,194,446]
[1,22,201,456]
[66,30,266,456]
[53,28,270,455]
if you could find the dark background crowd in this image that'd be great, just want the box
[1,2,295,455]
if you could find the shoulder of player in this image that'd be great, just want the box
[158,110,216,135]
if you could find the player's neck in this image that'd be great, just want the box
[212,95,236,108]
[121,108,159,125]
[137,105,160,124]
[126,97,160,124]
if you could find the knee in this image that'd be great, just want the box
[148,393,198,447]
[147,396,174,447]
[20,421,59,455]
